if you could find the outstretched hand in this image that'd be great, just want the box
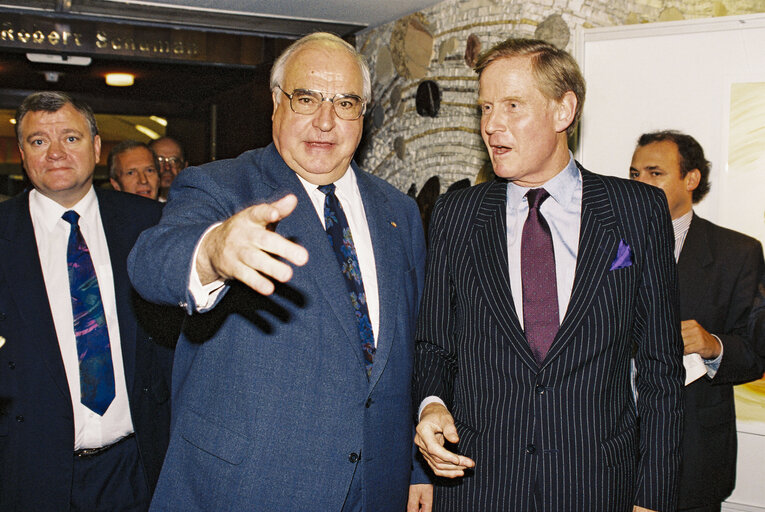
[196,194,309,295]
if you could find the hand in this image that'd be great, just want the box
[681,319,721,359]
[414,403,476,478]
[633,506,657,512]
[196,194,309,295]
[406,484,433,512]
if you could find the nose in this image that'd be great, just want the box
[313,100,336,132]
[482,109,504,135]
[137,170,148,183]
[46,139,65,159]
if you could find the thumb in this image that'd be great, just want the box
[442,420,460,444]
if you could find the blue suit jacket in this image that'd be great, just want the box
[415,168,684,512]
[128,144,427,511]
[0,189,173,510]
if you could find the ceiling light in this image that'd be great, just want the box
[44,71,61,83]
[135,124,160,140]
[150,116,168,127]
[26,53,91,66]
[105,73,134,87]
[10,118,16,125]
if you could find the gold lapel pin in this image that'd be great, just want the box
[0,335,5,349]
[390,221,397,228]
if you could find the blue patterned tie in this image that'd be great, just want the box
[318,184,375,377]
[62,210,115,415]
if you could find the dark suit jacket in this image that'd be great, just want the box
[750,272,765,365]
[127,144,427,511]
[0,188,174,511]
[676,214,764,508]
[415,167,684,512]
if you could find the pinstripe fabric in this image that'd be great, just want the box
[415,166,684,512]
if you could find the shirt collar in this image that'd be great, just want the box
[507,152,581,210]
[295,165,356,199]
[29,186,98,232]
[672,209,694,239]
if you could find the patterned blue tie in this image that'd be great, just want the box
[318,184,375,377]
[62,210,115,415]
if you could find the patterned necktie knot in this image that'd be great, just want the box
[62,209,80,226]
[318,184,336,196]
[526,188,550,211]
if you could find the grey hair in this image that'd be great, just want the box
[107,140,159,180]
[269,32,372,103]
[15,91,99,144]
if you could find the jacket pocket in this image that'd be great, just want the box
[179,408,251,465]
[600,425,638,468]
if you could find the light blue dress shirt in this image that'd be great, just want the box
[506,154,582,327]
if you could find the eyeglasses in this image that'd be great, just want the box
[276,85,366,121]
[157,156,184,169]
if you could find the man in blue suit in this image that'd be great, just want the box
[128,32,431,511]
[413,39,683,512]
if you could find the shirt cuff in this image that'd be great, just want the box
[418,396,447,421]
[189,222,227,312]
[703,334,724,378]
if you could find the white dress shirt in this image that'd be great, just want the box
[30,187,134,450]
[189,166,380,345]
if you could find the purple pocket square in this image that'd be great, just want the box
[610,239,633,271]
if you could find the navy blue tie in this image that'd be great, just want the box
[521,189,560,364]
[318,184,375,377]
[62,210,115,415]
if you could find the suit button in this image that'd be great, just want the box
[348,452,360,463]
[8,361,15,369]
[365,398,373,408]
[526,444,536,454]
[0,311,6,320]
[16,415,24,422]
[535,385,545,395]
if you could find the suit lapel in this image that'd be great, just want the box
[468,180,538,369]
[0,193,70,398]
[677,216,712,319]
[544,168,618,366]
[96,190,138,394]
[261,147,366,375]
[356,170,397,388]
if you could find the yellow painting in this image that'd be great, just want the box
[729,81,765,435]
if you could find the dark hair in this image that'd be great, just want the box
[15,91,98,143]
[474,38,585,136]
[107,140,159,180]
[636,130,711,203]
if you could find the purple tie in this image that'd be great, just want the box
[521,188,559,364]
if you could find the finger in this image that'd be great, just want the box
[231,265,277,296]
[248,194,298,226]
[442,421,460,444]
[245,229,309,279]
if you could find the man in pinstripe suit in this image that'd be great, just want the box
[414,38,684,512]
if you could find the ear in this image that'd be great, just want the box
[272,90,279,120]
[93,134,102,163]
[685,168,701,192]
[554,91,577,134]
[109,178,122,191]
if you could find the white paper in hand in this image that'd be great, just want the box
[683,353,707,385]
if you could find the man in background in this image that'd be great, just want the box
[0,91,172,511]
[630,130,764,512]
[414,38,683,512]
[108,140,160,200]
[128,33,430,511]
[150,136,187,202]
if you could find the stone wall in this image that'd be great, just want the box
[355,0,765,193]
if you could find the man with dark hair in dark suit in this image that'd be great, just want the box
[414,38,684,512]
[0,91,173,511]
[630,130,764,512]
